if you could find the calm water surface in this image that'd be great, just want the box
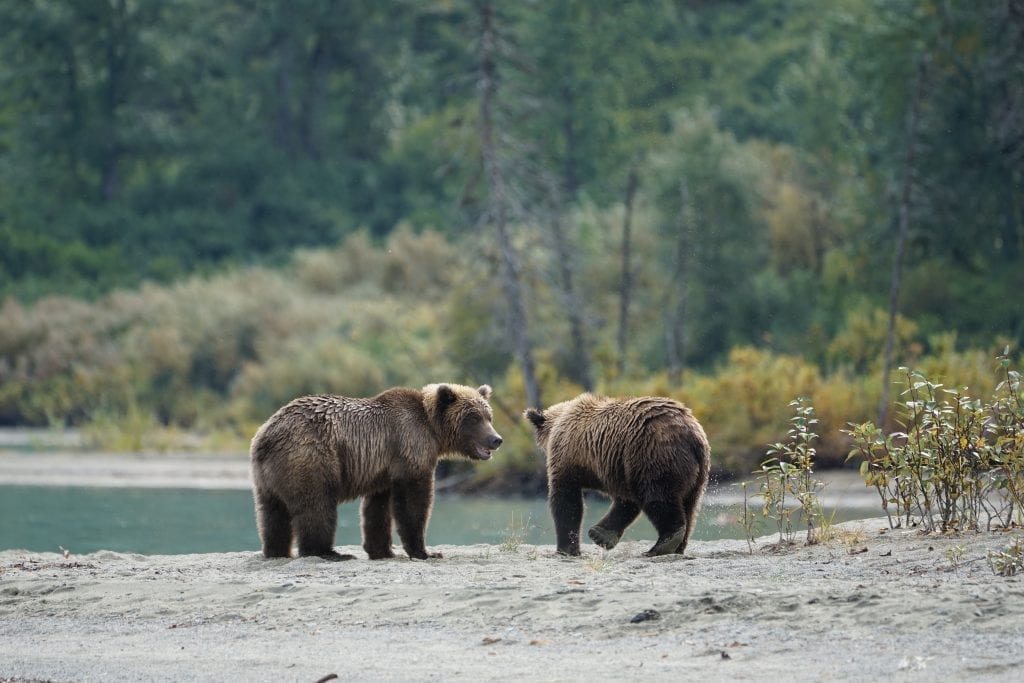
[0,485,874,555]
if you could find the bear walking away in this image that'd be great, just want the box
[525,394,710,557]
[250,383,502,561]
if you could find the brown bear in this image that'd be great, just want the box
[250,383,502,561]
[525,394,710,557]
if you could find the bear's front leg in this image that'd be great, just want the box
[392,478,442,560]
[361,489,396,559]
[549,480,584,556]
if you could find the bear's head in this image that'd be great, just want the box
[423,383,503,460]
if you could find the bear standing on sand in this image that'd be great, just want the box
[525,394,710,557]
[250,383,502,561]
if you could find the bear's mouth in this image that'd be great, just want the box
[473,445,493,460]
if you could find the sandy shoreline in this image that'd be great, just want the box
[2,519,1023,682]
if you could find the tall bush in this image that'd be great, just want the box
[847,355,1024,531]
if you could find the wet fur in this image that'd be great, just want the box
[251,383,500,561]
[525,394,710,557]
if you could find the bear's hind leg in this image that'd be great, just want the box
[678,487,705,555]
[361,489,395,559]
[294,503,355,561]
[588,498,640,550]
[255,490,293,558]
[392,478,440,560]
[641,499,687,557]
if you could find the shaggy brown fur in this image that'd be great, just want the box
[251,383,502,561]
[525,394,710,557]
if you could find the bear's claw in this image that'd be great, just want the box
[321,551,357,562]
[588,525,621,550]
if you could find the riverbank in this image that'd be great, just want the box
[0,448,879,511]
[0,449,251,490]
[2,519,1022,681]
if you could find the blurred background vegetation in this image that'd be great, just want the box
[0,0,1021,490]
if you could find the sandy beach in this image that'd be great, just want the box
[2,517,1023,682]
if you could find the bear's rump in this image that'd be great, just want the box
[565,413,703,501]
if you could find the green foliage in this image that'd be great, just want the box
[736,481,757,554]
[498,512,532,554]
[0,1,1018,348]
[755,398,827,545]
[645,104,773,360]
[828,307,920,373]
[847,355,1024,532]
[1,1,1021,493]
[988,537,1024,577]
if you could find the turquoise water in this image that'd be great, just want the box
[0,485,872,555]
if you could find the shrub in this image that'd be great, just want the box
[846,354,1024,531]
[827,306,919,373]
[752,397,826,545]
[230,337,387,423]
[988,537,1024,577]
[684,347,822,474]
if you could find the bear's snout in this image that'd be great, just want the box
[471,431,503,460]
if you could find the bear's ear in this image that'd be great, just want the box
[477,384,492,399]
[435,384,458,413]
[524,408,546,430]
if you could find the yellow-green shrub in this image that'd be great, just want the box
[828,306,920,372]
[682,347,821,473]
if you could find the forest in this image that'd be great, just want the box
[0,0,1021,489]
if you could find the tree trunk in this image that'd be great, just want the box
[299,35,328,159]
[477,1,541,409]
[272,30,296,154]
[560,84,580,200]
[615,165,640,377]
[546,79,592,391]
[666,180,693,387]
[62,41,84,192]
[99,0,128,202]
[550,213,593,390]
[878,60,928,427]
